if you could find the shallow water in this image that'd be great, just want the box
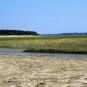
[0,49,87,58]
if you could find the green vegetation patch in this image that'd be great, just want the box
[0,36,87,54]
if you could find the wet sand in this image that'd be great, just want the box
[0,55,87,87]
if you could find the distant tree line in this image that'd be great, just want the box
[0,30,39,35]
[41,32,87,36]
[60,33,87,36]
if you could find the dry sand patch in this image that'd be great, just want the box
[0,55,87,87]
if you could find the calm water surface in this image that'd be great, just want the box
[0,49,87,59]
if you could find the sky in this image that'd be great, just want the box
[0,0,87,34]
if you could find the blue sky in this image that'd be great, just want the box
[0,0,87,34]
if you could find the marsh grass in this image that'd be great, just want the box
[0,36,87,53]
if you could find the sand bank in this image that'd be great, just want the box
[0,55,87,87]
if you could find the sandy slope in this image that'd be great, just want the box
[0,55,87,87]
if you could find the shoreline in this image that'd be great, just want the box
[0,48,86,54]
[0,35,41,37]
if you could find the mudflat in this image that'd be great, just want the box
[0,55,87,87]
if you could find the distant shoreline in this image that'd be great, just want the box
[0,35,41,37]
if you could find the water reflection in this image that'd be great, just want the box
[0,49,87,59]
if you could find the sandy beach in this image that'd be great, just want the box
[0,55,87,87]
[0,35,41,37]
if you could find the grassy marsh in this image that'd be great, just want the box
[0,36,87,53]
